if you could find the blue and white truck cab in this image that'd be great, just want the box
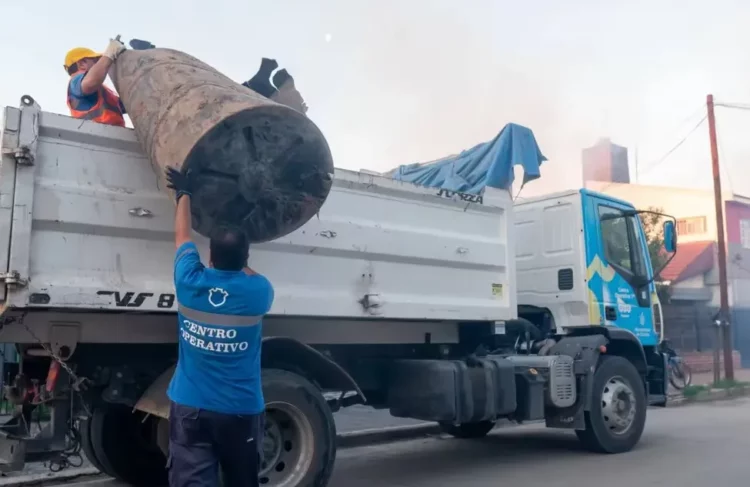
[514,188,676,347]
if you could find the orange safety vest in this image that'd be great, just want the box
[67,73,126,127]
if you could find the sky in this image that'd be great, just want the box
[2,0,750,197]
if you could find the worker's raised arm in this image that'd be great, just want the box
[165,167,194,249]
[166,167,205,289]
[80,39,126,95]
[174,195,193,249]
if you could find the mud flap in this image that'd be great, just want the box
[648,350,669,407]
[544,334,607,430]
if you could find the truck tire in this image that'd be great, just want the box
[575,355,647,454]
[439,420,496,439]
[260,369,336,487]
[79,415,114,477]
[86,404,168,486]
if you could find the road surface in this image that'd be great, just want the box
[0,406,424,480]
[39,397,750,487]
[6,369,742,481]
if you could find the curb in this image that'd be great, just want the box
[670,386,750,407]
[337,423,441,448]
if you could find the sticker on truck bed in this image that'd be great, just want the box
[491,283,503,298]
[436,189,484,205]
[97,290,176,309]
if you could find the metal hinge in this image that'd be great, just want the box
[0,271,27,287]
[1,146,34,165]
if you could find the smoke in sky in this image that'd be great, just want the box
[3,0,750,196]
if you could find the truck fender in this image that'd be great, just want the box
[551,327,648,412]
[261,337,366,404]
[134,337,365,419]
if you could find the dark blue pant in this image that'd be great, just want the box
[168,401,263,487]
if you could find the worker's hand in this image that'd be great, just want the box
[165,166,194,201]
[103,38,126,61]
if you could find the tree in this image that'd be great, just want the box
[638,206,669,273]
[638,206,672,303]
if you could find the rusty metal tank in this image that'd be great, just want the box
[110,48,333,243]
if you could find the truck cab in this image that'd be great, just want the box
[514,189,675,345]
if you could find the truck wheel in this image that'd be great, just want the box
[80,415,114,477]
[260,369,336,487]
[575,355,647,454]
[86,404,168,486]
[439,420,496,439]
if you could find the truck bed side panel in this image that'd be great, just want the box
[1,108,514,322]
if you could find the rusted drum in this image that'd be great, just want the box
[110,48,333,243]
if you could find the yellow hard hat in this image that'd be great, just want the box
[64,47,101,70]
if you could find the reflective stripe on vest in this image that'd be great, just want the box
[67,74,125,127]
[178,304,263,327]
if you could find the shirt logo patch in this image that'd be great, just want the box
[208,288,229,308]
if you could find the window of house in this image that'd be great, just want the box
[676,216,707,236]
[740,219,750,249]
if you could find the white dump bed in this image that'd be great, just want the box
[0,99,515,322]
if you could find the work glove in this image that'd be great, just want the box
[103,37,126,61]
[165,167,194,201]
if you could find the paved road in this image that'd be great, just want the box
[37,397,750,487]
[6,368,744,481]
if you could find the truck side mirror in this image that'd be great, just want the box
[663,220,676,253]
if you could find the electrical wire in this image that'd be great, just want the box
[641,114,708,174]
[715,102,750,111]
[596,114,708,194]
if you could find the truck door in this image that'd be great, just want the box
[583,192,658,346]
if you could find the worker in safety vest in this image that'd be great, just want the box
[63,38,127,127]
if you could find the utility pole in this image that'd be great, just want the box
[706,94,735,381]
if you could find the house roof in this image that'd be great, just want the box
[659,241,715,283]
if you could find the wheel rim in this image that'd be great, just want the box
[600,376,637,436]
[259,401,315,486]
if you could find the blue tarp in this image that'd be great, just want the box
[390,123,547,194]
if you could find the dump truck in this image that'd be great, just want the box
[0,96,675,486]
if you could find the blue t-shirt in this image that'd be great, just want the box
[68,73,126,112]
[167,242,274,415]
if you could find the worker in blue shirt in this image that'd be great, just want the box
[164,166,274,487]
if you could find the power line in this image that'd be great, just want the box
[715,102,750,111]
[641,114,708,174]
[596,114,708,194]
